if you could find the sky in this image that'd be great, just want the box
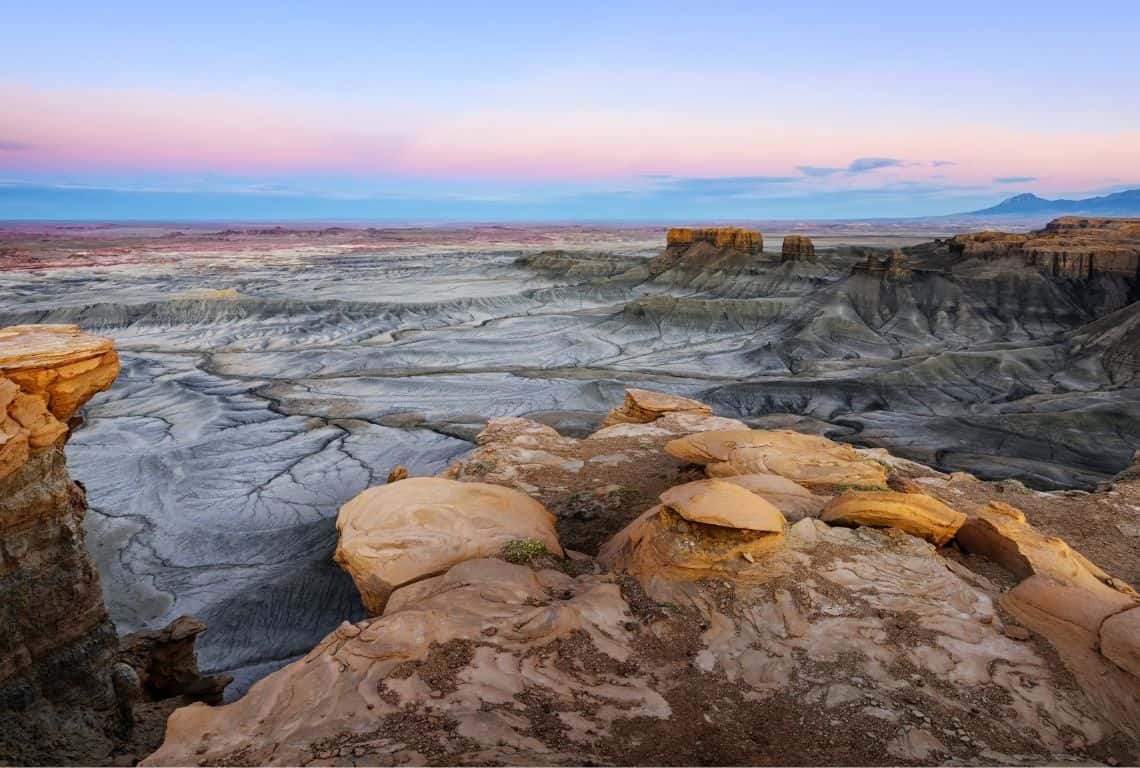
[2,1,1139,221]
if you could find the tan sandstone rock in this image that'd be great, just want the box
[335,477,563,613]
[1100,607,1140,679]
[600,387,712,427]
[659,479,786,532]
[820,490,966,545]
[144,558,648,766]
[665,428,888,490]
[957,501,1137,598]
[598,480,787,582]
[0,325,120,481]
[1001,575,1140,739]
[0,324,120,421]
[718,473,828,521]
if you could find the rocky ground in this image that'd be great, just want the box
[141,389,1140,767]
[1,220,1137,759]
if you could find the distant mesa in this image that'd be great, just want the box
[950,216,1140,281]
[666,226,762,254]
[781,235,816,263]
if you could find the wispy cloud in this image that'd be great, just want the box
[993,175,1037,184]
[796,165,841,178]
[931,160,956,167]
[645,175,800,197]
[0,140,34,151]
[846,157,903,175]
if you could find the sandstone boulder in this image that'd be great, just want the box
[820,490,966,545]
[600,387,712,427]
[1100,607,1140,679]
[1001,575,1140,739]
[719,473,828,521]
[665,429,888,489]
[956,501,1137,598]
[659,479,786,532]
[335,477,563,613]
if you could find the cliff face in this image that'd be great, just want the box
[780,235,816,263]
[666,227,763,254]
[950,216,1140,281]
[0,325,123,764]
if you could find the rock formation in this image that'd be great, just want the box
[115,616,232,705]
[667,227,763,254]
[598,479,787,581]
[600,387,713,427]
[143,388,1140,766]
[781,235,816,263]
[950,216,1140,281]
[664,428,889,489]
[820,489,966,545]
[1,324,120,480]
[0,325,225,765]
[334,477,563,614]
[849,249,911,279]
[0,326,124,764]
[639,227,767,280]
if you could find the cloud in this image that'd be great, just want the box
[796,165,842,178]
[931,160,956,167]
[0,140,34,151]
[846,157,903,175]
[993,175,1037,184]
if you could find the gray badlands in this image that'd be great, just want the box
[2,219,1140,765]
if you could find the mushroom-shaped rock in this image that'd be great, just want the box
[598,479,787,582]
[957,501,1137,598]
[820,490,966,546]
[600,388,712,428]
[719,473,828,521]
[659,478,785,532]
[665,429,888,490]
[335,477,563,614]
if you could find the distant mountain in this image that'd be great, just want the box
[966,188,1140,216]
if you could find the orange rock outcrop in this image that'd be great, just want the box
[666,227,763,254]
[781,235,816,263]
[0,325,120,481]
[951,217,1140,280]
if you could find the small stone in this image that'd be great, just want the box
[481,626,497,636]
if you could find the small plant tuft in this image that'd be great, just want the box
[834,483,890,493]
[501,539,550,564]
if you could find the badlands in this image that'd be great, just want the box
[1,220,1139,765]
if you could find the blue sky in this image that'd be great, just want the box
[2,1,1138,220]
